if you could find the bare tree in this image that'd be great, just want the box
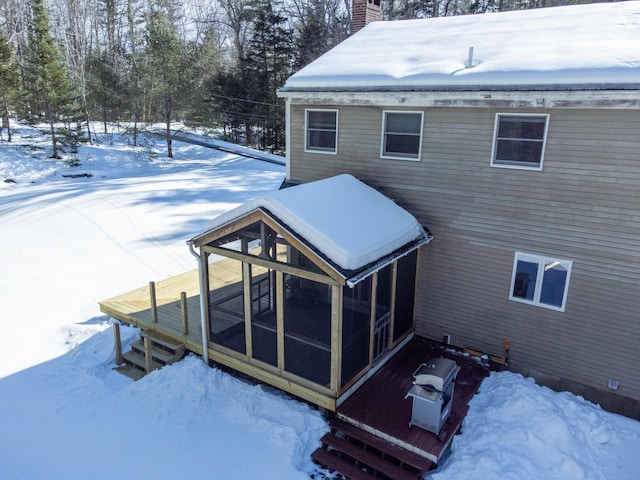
[50,0,98,143]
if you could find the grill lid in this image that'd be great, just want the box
[413,357,458,391]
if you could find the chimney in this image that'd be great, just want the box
[351,0,381,34]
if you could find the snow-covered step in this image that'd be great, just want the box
[115,331,185,380]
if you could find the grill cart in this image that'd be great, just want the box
[405,357,460,435]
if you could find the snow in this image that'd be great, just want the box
[195,173,428,271]
[1,123,639,479]
[283,2,640,91]
[429,371,640,480]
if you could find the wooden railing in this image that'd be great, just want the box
[113,281,191,373]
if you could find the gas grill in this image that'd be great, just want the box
[404,357,460,435]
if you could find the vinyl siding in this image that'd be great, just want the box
[289,102,640,402]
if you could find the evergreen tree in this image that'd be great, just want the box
[291,0,349,69]
[207,67,253,143]
[145,10,186,157]
[22,0,78,158]
[0,31,20,142]
[242,0,294,151]
[86,48,129,132]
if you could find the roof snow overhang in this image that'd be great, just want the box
[278,3,640,109]
[277,88,640,110]
[189,175,432,286]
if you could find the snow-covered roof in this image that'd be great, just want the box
[192,174,430,274]
[282,2,640,92]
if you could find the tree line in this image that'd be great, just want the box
[0,0,594,158]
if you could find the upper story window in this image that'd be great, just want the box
[491,114,549,170]
[305,109,338,154]
[509,252,572,312]
[381,111,423,161]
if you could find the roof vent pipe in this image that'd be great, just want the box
[466,46,474,68]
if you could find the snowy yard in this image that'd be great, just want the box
[1,124,638,479]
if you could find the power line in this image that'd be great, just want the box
[209,93,284,108]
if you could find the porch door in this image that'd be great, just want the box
[249,264,278,367]
[373,264,393,361]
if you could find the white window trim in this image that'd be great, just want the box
[509,252,572,312]
[304,109,338,155]
[380,110,424,161]
[490,113,550,171]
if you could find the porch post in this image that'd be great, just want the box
[188,240,209,365]
[368,272,378,367]
[276,271,285,370]
[330,284,342,393]
[243,262,253,358]
[389,260,398,348]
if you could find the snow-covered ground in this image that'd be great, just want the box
[1,124,639,479]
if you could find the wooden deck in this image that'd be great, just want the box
[101,266,488,468]
[100,268,207,355]
[336,336,488,465]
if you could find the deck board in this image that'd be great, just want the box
[336,337,488,464]
[100,258,249,356]
[100,268,205,354]
[101,266,487,464]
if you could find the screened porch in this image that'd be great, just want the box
[192,208,424,410]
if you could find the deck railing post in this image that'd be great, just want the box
[113,323,123,365]
[180,291,189,335]
[143,336,152,373]
[149,281,158,323]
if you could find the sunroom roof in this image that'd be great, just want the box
[190,174,431,275]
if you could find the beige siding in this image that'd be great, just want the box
[289,102,640,403]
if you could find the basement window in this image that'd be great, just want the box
[491,114,549,170]
[305,109,338,154]
[509,252,572,312]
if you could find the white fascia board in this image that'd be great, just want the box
[277,89,640,110]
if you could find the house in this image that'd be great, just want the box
[101,171,485,475]
[277,1,640,418]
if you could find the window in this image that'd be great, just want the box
[381,111,423,160]
[509,252,572,311]
[491,114,549,170]
[305,109,338,153]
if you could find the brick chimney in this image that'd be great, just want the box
[351,0,381,34]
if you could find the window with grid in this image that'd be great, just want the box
[381,111,423,160]
[305,109,338,153]
[491,114,549,170]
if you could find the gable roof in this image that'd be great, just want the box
[190,174,431,281]
[281,2,640,92]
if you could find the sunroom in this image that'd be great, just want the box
[188,174,432,410]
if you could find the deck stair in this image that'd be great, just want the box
[312,419,433,480]
[116,332,185,380]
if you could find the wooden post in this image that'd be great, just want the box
[330,284,343,394]
[243,263,253,359]
[149,281,158,323]
[113,323,123,365]
[276,271,285,370]
[181,291,189,335]
[368,273,378,367]
[144,336,152,373]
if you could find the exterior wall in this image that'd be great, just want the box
[287,101,640,411]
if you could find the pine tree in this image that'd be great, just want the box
[0,31,20,142]
[145,10,186,158]
[242,0,294,151]
[292,0,349,69]
[22,0,78,159]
